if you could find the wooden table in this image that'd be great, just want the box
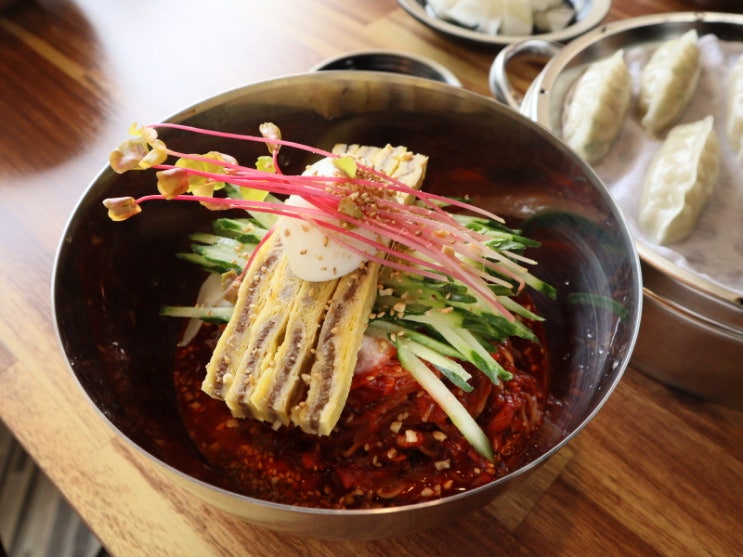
[1,0,741,555]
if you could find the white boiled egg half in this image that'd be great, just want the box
[276,158,381,282]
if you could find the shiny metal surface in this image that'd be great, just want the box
[397,0,611,47]
[515,12,743,407]
[635,265,743,405]
[489,39,563,108]
[52,72,642,539]
[310,49,462,86]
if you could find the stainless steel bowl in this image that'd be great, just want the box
[52,72,641,539]
[310,49,461,86]
[398,0,612,47]
[493,12,743,407]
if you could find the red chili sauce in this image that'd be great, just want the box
[173,302,550,509]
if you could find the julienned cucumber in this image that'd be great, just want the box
[160,305,233,323]
[163,200,552,462]
[396,341,494,461]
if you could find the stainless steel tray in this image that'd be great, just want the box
[397,0,611,47]
[497,12,743,406]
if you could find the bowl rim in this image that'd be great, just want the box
[309,49,463,86]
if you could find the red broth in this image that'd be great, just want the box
[173,300,550,509]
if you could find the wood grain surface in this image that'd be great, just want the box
[1,1,741,556]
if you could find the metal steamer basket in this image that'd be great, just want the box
[493,12,743,407]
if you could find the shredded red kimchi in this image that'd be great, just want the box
[173,303,550,509]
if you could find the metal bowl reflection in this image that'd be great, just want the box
[52,72,641,540]
[310,49,461,86]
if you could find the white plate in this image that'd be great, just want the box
[398,0,611,47]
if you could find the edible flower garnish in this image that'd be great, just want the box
[107,123,556,460]
[106,123,551,319]
[109,123,167,173]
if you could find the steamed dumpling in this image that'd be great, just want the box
[639,115,720,245]
[726,53,743,159]
[562,50,632,163]
[639,30,701,134]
